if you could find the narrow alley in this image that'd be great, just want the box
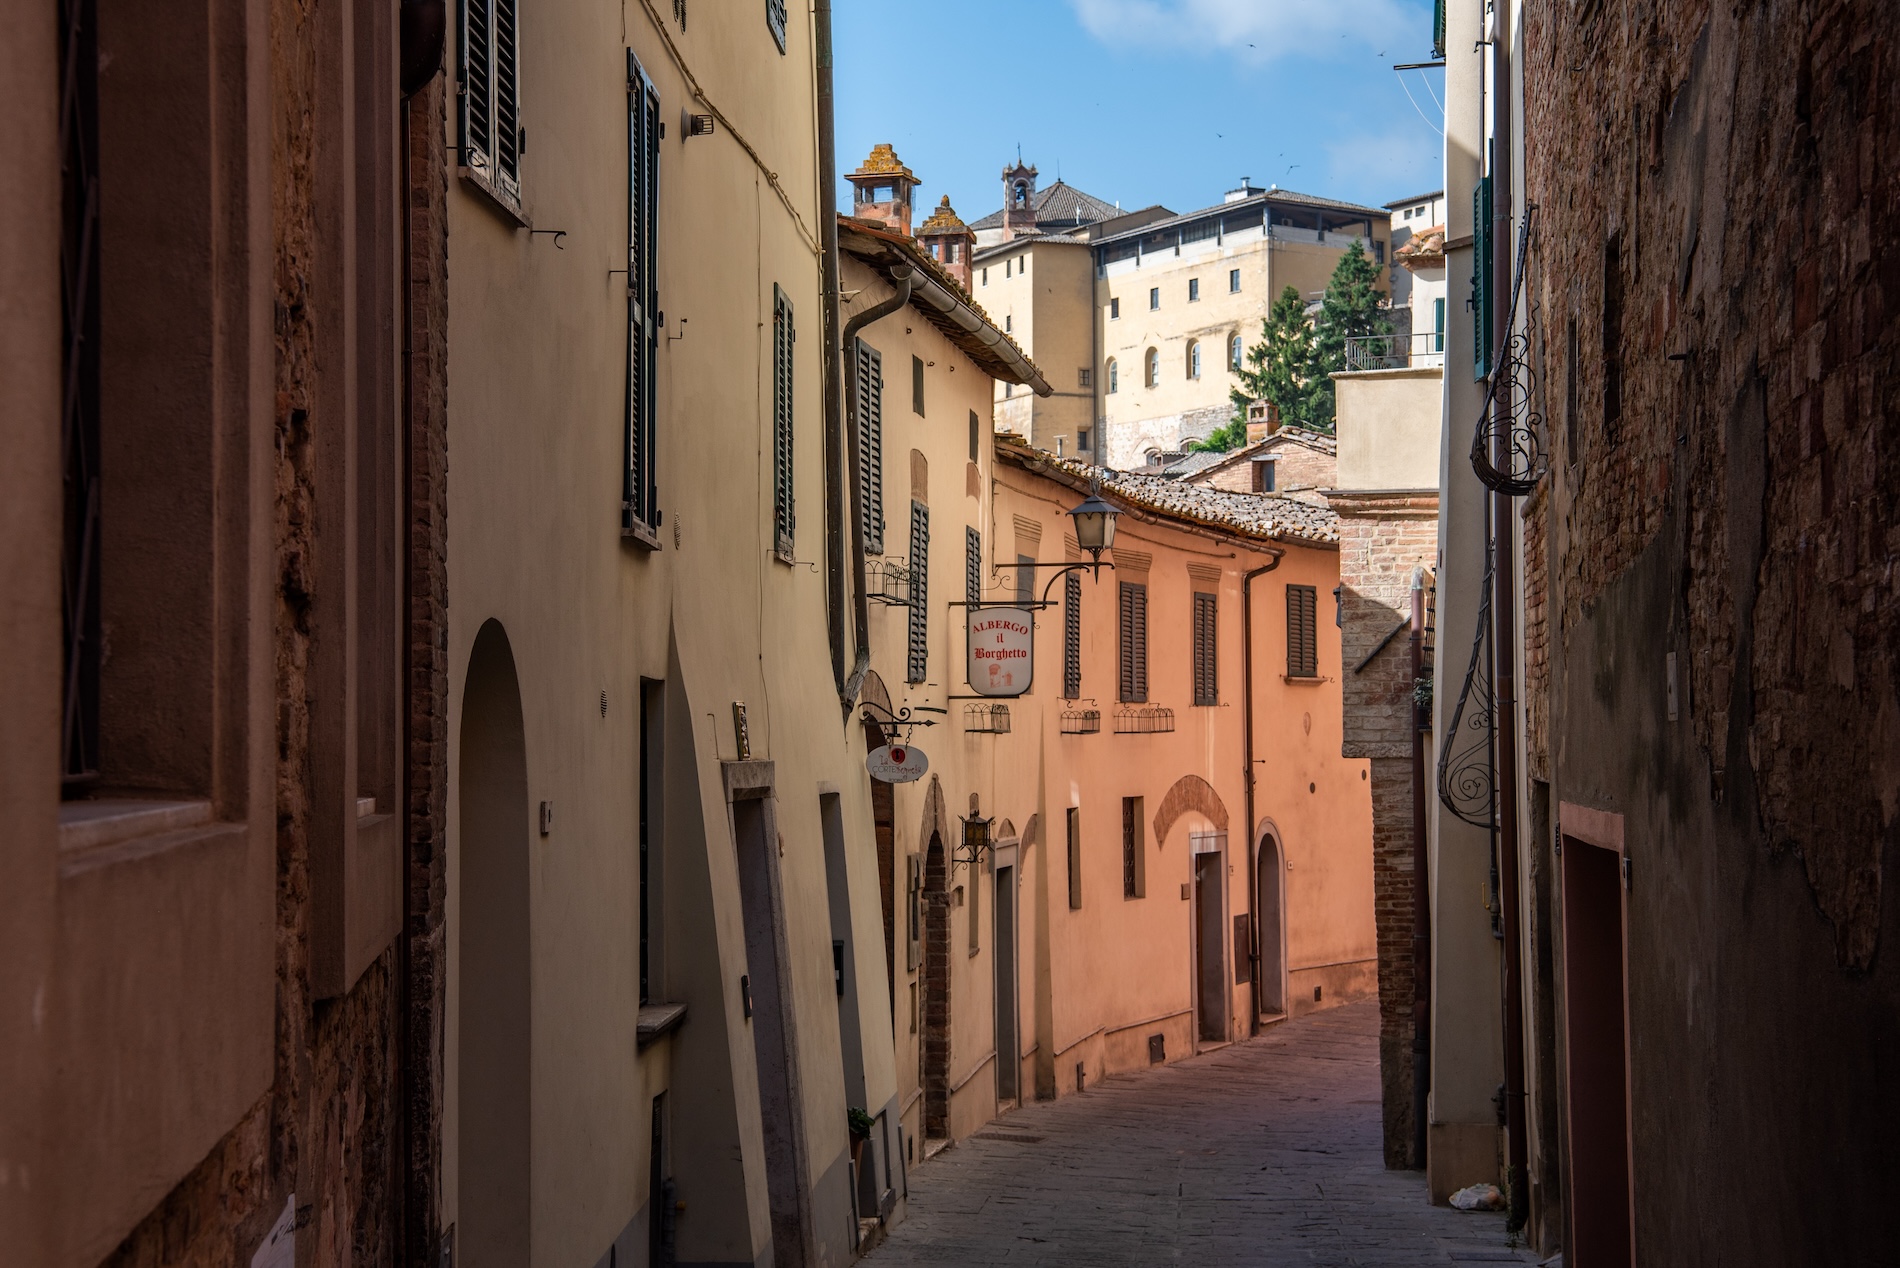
[865,1004,1533,1267]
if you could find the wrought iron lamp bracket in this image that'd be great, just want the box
[1471,202,1547,497]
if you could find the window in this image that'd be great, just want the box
[1019,255,1027,274]
[1106,359,1118,394]
[765,0,787,52]
[771,284,795,561]
[1109,296,1120,319]
[1148,287,1160,310]
[1286,584,1318,678]
[855,340,885,552]
[969,409,980,462]
[1122,797,1146,898]
[1145,348,1159,388]
[1230,332,1243,371]
[1192,592,1218,705]
[1015,553,1036,607]
[1077,427,1091,452]
[1434,297,1447,352]
[1063,572,1082,698]
[912,354,925,416]
[1005,314,1012,332]
[1229,268,1241,293]
[639,680,665,1004]
[1472,175,1493,379]
[1118,582,1149,702]
[1188,277,1200,302]
[982,267,989,286]
[1066,808,1083,909]
[623,49,661,542]
[1078,367,1092,389]
[1252,458,1276,493]
[907,502,930,682]
[1005,259,1012,278]
[1187,341,1201,380]
[459,0,524,212]
[966,528,982,605]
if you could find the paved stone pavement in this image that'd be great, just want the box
[864,1002,1535,1266]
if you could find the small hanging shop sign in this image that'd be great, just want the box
[967,606,1035,697]
[866,743,930,783]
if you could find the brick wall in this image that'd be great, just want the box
[1520,486,1548,782]
[1368,754,1421,1168]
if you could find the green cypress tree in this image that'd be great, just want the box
[1306,240,1390,429]
[1192,285,1320,452]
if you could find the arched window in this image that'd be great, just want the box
[1106,358,1118,394]
[1187,341,1202,379]
[1014,181,1029,207]
[1230,333,1244,371]
[1145,347,1160,388]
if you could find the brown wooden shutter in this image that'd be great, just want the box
[965,528,981,605]
[1287,584,1318,678]
[1063,571,1082,699]
[1192,591,1218,705]
[1119,581,1148,702]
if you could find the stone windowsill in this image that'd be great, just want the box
[637,1002,687,1048]
[59,799,213,851]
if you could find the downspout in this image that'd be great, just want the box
[839,273,914,712]
[1241,556,1281,1036]
[815,0,847,697]
[1486,5,1531,1233]
[1409,566,1431,1170]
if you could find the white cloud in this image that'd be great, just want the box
[1069,0,1413,59]
[1322,129,1441,201]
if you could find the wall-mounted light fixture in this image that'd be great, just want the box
[682,109,715,139]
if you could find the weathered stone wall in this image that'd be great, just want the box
[1527,0,1900,1257]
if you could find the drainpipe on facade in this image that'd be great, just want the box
[815,0,848,700]
[1241,558,1281,1036]
[1486,8,1531,1233]
[1409,566,1431,1171]
[838,274,913,712]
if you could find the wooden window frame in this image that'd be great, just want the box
[1286,583,1319,679]
[457,0,525,219]
[771,284,795,562]
[1192,591,1218,706]
[1122,796,1146,899]
[1066,808,1083,910]
[1118,581,1149,702]
[906,501,930,683]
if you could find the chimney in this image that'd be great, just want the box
[1000,159,1039,240]
[917,196,977,292]
[846,143,920,236]
[1245,399,1280,445]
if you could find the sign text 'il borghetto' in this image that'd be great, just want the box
[967,606,1034,697]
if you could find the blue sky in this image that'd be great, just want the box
[834,0,1445,225]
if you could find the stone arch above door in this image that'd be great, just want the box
[916,773,948,859]
[1152,773,1230,845]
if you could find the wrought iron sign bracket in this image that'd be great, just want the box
[857,699,943,743]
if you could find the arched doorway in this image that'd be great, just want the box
[458,620,531,1268]
[921,831,951,1140]
[1255,825,1286,1018]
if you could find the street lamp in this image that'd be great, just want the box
[1066,476,1119,570]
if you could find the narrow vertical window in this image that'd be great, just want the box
[1122,797,1146,898]
[1471,175,1493,379]
[1066,808,1083,910]
[1063,572,1082,699]
[1188,341,1201,380]
[639,680,665,1005]
[965,528,982,605]
[623,50,661,542]
[1434,296,1447,353]
[1286,584,1318,678]
[855,340,884,552]
[969,409,980,463]
[1107,359,1118,394]
[1149,286,1160,310]
[1188,277,1200,302]
[1192,592,1218,705]
[1078,368,1092,389]
[1013,554,1035,607]
[458,0,524,211]
[1118,582,1149,702]
[60,0,102,787]
[907,502,930,683]
[912,355,925,416]
[1109,296,1120,319]
[1145,348,1159,388]
[772,285,795,561]
[765,0,787,52]
[1229,268,1241,293]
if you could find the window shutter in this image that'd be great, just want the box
[912,355,925,416]
[493,0,520,197]
[1063,572,1082,699]
[1193,591,1218,705]
[856,341,885,553]
[1015,553,1035,606]
[1472,175,1493,381]
[458,0,494,177]
[772,284,795,558]
[907,502,930,683]
[965,528,981,606]
[1287,584,1318,678]
[623,51,661,538]
[1432,0,1447,59]
[1119,582,1148,703]
[765,0,788,53]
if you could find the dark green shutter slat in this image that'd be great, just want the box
[624,51,660,536]
[907,502,930,683]
[857,341,885,554]
[1063,572,1082,699]
[1472,175,1493,381]
[1432,0,1447,60]
[966,528,981,605]
[773,285,794,556]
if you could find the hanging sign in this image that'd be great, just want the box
[967,606,1035,698]
[866,743,929,783]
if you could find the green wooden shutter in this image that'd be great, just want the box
[1119,582,1148,703]
[1472,175,1493,381]
[965,528,982,605]
[907,502,930,683]
[493,0,520,198]
[1193,592,1218,705]
[1063,572,1082,699]
[623,50,660,539]
[766,0,788,52]
[856,341,885,553]
[458,0,494,176]
[1287,585,1318,678]
[772,284,795,559]
[1432,0,1447,60]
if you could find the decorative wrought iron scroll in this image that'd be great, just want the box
[1470,203,1546,496]
[1435,549,1496,829]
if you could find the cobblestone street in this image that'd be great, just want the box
[866,1003,1535,1266]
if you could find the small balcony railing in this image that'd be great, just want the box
[1344,330,1446,371]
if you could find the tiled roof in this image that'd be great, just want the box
[1396,224,1446,264]
[1159,451,1226,478]
[1180,428,1337,481]
[995,435,1339,548]
[1092,187,1387,247]
[969,180,1121,231]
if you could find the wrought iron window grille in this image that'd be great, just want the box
[963,703,1011,734]
[1113,705,1175,735]
[1059,705,1102,736]
[1470,203,1547,496]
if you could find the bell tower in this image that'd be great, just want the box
[846,143,920,236]
[1001,159,1039,239]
